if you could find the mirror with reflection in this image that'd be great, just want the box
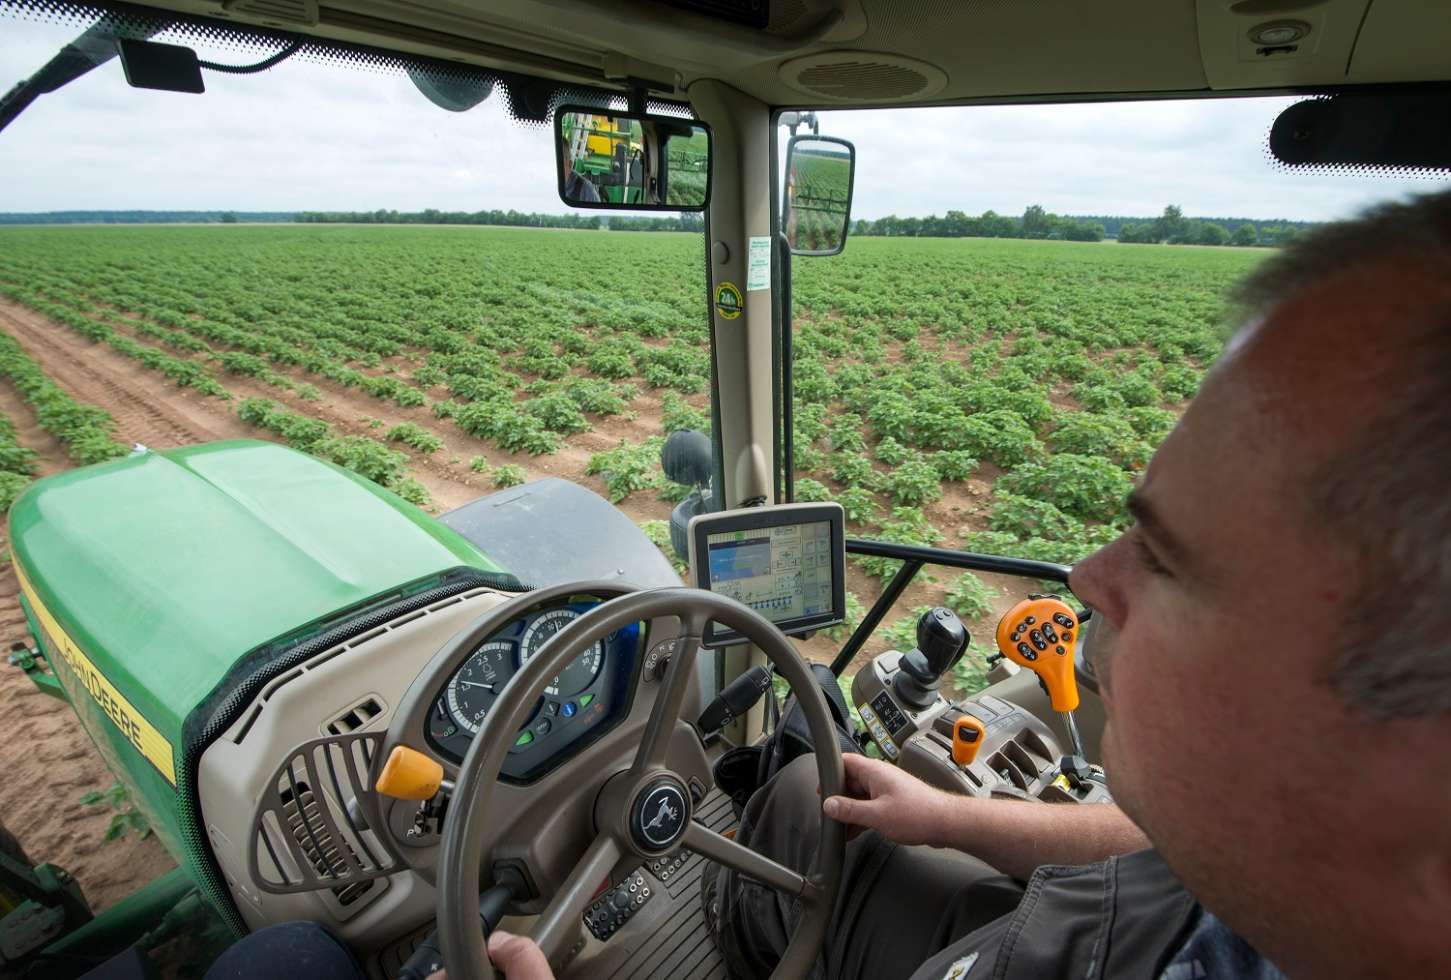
[784,135,856,255]
[555,107,710,211]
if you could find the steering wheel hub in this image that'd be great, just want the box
[629,777,691,852]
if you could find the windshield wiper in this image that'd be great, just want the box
[0,15,164,134]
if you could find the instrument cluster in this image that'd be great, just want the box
[425,602,643,782]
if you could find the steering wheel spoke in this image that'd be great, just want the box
[528,833,624,963]
[681,821,820,903]
[631,619,705,772]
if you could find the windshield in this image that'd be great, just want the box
[0,13,711,550]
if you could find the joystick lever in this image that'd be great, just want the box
[995,596,1088,773]
[892,607,969,709]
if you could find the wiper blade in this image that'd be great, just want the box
[0,15,164,134]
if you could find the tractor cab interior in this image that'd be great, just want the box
[1,1,1449,978]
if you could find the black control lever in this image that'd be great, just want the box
[697,665,773,733]
[397,883,517,980]
[892,608,969,709]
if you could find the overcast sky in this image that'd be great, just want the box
[1,17,1441,221]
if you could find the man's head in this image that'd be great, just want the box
[561,137,574,181]
[1069,188,1451,975]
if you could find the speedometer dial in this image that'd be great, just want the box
[446,640,515,734]
[520,608,604,698]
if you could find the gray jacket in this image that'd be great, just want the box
[908,849,1198,980]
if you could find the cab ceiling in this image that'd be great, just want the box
[127,0,1451,106]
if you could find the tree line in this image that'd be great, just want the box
[294,209,704,232]
[854,206,1106,242]
[853,204,1315,247]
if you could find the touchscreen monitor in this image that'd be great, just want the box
[687,502,846,647]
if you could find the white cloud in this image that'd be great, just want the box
[1,17,1443,221]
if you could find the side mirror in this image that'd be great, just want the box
[555,106,711,210]
[661,429,713,489]
[783,135,856,256]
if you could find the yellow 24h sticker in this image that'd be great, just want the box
[14,561,176,785]
[715,281,743,320]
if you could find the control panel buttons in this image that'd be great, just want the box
[584,871,652,941]
[869,692,909,735]
[562,701,578,717]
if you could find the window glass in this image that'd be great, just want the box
[0,16,709,575]
[783,101,1442,689]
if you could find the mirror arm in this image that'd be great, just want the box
[627,83,646,116]
[777,232,794,504]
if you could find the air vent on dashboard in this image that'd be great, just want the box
[324,695,385,737]
[250,732,400,902]
[780,51,947,102]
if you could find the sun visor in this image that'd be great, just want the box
[1268,93,1451,177]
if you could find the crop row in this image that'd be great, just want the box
[0,410,36,511]
[0,332,129,467]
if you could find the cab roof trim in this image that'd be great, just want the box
[9,0,1446,108]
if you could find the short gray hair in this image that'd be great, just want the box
[1232,188,1451,719]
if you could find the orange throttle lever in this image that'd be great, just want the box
[375,745,446,800]
[996,595,1086,758]
[951,714,987,766]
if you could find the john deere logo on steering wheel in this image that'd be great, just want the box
[631,779,689,850]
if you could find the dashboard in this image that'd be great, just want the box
[422,601,646,782]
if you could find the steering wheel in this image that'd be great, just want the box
[435,586,846,980]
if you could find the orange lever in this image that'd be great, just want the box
[951,714,986,766]
[375,745,444,801]
[995,596,1080,713]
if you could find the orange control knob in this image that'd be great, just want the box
[375,745,444,801]
[951,714,986,766]
[995,596,1080,713]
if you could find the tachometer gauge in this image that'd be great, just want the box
[520,608,604,698]
[446,640,515,734]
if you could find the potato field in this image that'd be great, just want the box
[0,225,1266,692]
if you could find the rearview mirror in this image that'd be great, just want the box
[784,135,856,256]
[555,107,711,211]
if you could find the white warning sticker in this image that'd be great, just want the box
[747,235,771,291]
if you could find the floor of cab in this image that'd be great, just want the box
[370,789,737,980]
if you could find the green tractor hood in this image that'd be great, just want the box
[9,441,502,842]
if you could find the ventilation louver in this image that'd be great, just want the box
[779,51,946,103]
[250,732,400,906]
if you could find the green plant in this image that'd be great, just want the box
[931,450,977,482]
[886,458,943,505]
[831,452,880,490]
[492,463,527,488]
[996,453,1134,524]
[586,437,665,502]
[944,572,998,621]
[469,455,489,472]
[792,477,832,502]
[640,519,687,575]
[874,436,912,466]
[79,782,151,842]
[386,422,444,454]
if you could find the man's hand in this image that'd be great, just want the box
[822,753,954,846]
[487,932,554,978]
[422,931,553,980]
